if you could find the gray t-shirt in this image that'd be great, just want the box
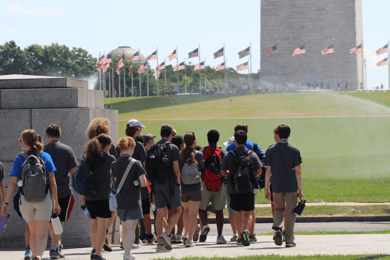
[44,141,78,199]
[180,150,203,193]
[221,146,262,193]
[153,139,181,189]
[265,141,302,193]
[111,154,145,210]
[0,162,4,182]
[86,153,116,201]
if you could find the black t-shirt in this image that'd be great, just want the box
[0,162,4,182]
[86,153,116,201]
[44,142,78,199]
[153,139,181,188]
[265,141,302,193]
[111,154,145,210]
[110,143,118,159]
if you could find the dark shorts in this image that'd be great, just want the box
[229,193,255,212]
[57,196,73,222]
[117,208,143,221]
[154,183,181,210]
[181,191,202,202]
[13,190,23,219]
[86,199,112,219]
[142,199,151,216]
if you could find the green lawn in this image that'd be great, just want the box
[343,92,390,108]
[155,255,390,260]
[106,93,390,203]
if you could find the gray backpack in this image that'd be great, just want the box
[20,151,49,202]
[182,158,201,185]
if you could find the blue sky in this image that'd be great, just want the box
[0,0,388,89]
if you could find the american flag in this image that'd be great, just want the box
[146,50,157,61]
[157,61,166,71]
[377,57,388,67]
[106,54,112,64]
[128,64,133,76]
[215,62,225,72]
[138,61,148,74]
[376,44,388,56]
[173,62,185,72]
[350,44,362,54]
[193,62,205,71]
[292,45,306,57]
[265,45,277,57]
[214,48,224,59]
[101,62,110,73]
[188,48,199,58]
[238,47,250,59]
[237,62,248,72]
[321,45,334,56]
[116,58,125,75]
[128,52,140,62]
[168,49,177,60]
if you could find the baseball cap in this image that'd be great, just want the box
[223,136,235,147]
[143,133,156,143]
[126,119,145,128]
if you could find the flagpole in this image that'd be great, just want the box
[131,62,134,97]
[157,47,159,96]
[176,45,179,93]
[333,39,336,90]
[111,60,114,97]
[224,43,226,89]
[247,57,250,88]
[199,43,201,94]
[388,39,390,90]
[305,39,308,87]
[139,48,141,97]
[118,58,121,98]
[123,51,126,97]
[99,52,101,91]
[147,63,150,97]
[204,58,206,92]
[165,58,167,95]
[361,42,364,90]
[185,58,187,93]
[108,63,111,98]
[250,42,252,94]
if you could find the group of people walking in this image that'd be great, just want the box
[0,119,303,260]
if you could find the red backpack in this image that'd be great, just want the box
[203,146,224,192]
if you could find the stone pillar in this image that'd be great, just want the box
[0,75,119,248]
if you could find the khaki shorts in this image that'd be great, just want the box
[199,182,226,211]
[20,191,53,223]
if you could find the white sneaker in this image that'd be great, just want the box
[123,253,135,260]
[185,239,195,247]
[156,244,171,253]
[230,234,238,242]
[159,233,173,250]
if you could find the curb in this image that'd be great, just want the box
[204,216,390,224]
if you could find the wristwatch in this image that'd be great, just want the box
[3,202,8,206]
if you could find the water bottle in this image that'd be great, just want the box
[0,214,10,235]
[81,205,90,218]
[51,213,63,235]
[151,203,156,212]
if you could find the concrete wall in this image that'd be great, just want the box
[261,0,365,90]
[0,75,119,248]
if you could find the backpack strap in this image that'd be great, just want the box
[253,143,258,152]
[116,159,136,194]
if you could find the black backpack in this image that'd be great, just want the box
[253,143,266,189]
[229,150,255,194]
[145,143,171,183]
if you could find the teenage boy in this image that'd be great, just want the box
[221,130,263,246]
[148,124,182,252]
[226,124,265,242]
[143,134,157,150]
[264,124,303,248]
[44,124,78,259]
[199,130,227,244]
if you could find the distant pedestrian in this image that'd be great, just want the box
[264,124,303,248]
[230,97,233,102]
[112,137,147,260]
[44,124,78,259]
[1,129,60,260]
[345,81,348,91]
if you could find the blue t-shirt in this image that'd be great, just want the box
[10,152,57,179]
[226,140,264,156]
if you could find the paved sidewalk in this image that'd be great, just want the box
[1,234,390,259]
[255,202,390,208]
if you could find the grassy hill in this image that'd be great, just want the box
[105,92,390,203]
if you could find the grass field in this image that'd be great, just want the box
[156,255,390,260]
[105,92,390,203]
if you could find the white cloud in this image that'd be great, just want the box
[8,4,62,18]
[3,26,21,34]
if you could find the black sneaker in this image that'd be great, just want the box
[92,255,106,260]
[103,238,112,252]
[241,229,250,246]
[90,249,96,259]
[274,229,283,246]
[50,248,64,259]
[120,242,124,249]
[147,234,154,244]
[199,225,210,242]
[237,238,244,246]
[286,242,296,248]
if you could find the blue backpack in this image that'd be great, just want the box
[71,157,95,196]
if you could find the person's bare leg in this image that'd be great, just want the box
[215,210,224,236]
[199,209,208,227]
[229,215,238,234]
[188,201,200,239]
[177,209,184,236]
[124,220,137,255]
[27,221,37,257]
[49,221,65,248]
[96,218,108,256]
[182,202,190,236]
[122,221,128,252]
[235,211,244,239]
[25,225,31,248]
[249,210,256,235]
[36,220,49,257]
[165,207,182,236]
[156,207,166,245]
[271,201,275,218]
[144,214,152,235]
[106,211,116,240]
[243,211,252,231]
[168,209,175,235]
[90,218,98,251]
